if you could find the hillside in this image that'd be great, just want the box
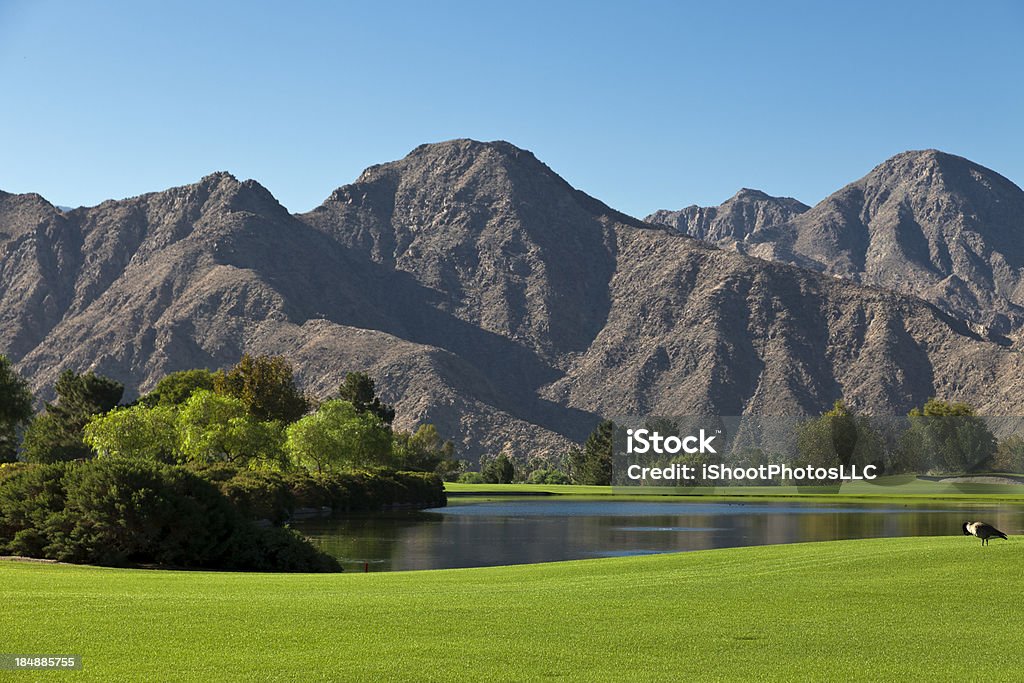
[649,150,1024,338]
[3,141,1023,460]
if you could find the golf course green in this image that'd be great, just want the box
[3,535,1020,681]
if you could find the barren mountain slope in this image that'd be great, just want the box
[3,141,1023,462]
[650,151,1024,337]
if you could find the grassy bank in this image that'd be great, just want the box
[2,536,1021,681]
[444,478,1024,505]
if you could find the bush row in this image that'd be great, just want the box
[0,459,341,572]
[192,464,447,523]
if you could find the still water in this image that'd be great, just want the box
[291,499,1024,571]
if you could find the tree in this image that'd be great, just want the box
[393,424,456,473]
[339,372,395,426]
[21,370,124,463]
[214,354,308,424]
[482,453,515,484]
[796,401,884,472]
[83,404,179,463]
[904,399,996,473]
[993,435,1024,474]
[140,369,216,407]
[565,446,585,483]
[284,400,393,474]
[176,390,285,468]
[0,355,34,462]
[570,420,614,485]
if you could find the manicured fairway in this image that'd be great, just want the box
[445,479,1024,505]
[2,537,1022,681]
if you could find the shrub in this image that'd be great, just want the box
[526,468,570,485]
[217,469,295,524]
[481,454,515,484]
[184,465,446,520]
[458,471,485,484]
[0,460,340,572]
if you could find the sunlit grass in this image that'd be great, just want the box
[444,477,1024,505]
[2,536,1021,681]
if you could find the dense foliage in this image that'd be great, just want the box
[0,357,457,571]
[0,459,340,571]
[796,400,886,473]
[193,464,446,522]
[139,369,217,407]
[568,420,615,485]
[214,354,309,424]
[21,370,124,463]
[481,453,515,484]
[903,399,997,473]
[84,391,286,468]
[339,371,396,425]
[285,400,391,472]
[0,355,34,463]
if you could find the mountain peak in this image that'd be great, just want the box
[646,188,809,243]
[737,148,1024,334]
[198,170,239,185]
[861,148,1022,194]
[407,138,538,161]
[350,138,551,189]
[729,188,772,201]
[164,172,286,217]
[316,138,640,234]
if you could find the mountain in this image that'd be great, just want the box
[645,189,808,244]
[649,150,1024,338]
[3,141,1024,462]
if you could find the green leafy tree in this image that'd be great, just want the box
[797,401,884,471]
[481,453,515,484]
[393,424,456,473]
[565,446,584,483]
[0,355,34,462]
[991,438,1024,475]
[570,420,614,485]
[21,370,124,463]
[284,400,393,474]
[339,372,395,426]
[993,435,1024,474]
[214,354,309,424]
[904,399,996,473]
[140,369,216,407]
[83,404,179,463]
[176,390,285,468]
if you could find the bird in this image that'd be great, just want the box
[962,521,1008,546]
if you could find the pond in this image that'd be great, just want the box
[290,498,1024,572]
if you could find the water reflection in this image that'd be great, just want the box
[290,500,1024,572]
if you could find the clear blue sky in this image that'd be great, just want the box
[1,1,1021,217]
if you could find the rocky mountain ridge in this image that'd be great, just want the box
[3,141,1023,461]
[647,150,1024,339]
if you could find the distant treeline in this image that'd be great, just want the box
[460,399,1024,488]
[618,400,1024,487]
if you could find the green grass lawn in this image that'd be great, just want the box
[444,478,1024,506]
[3,536,1021,681]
